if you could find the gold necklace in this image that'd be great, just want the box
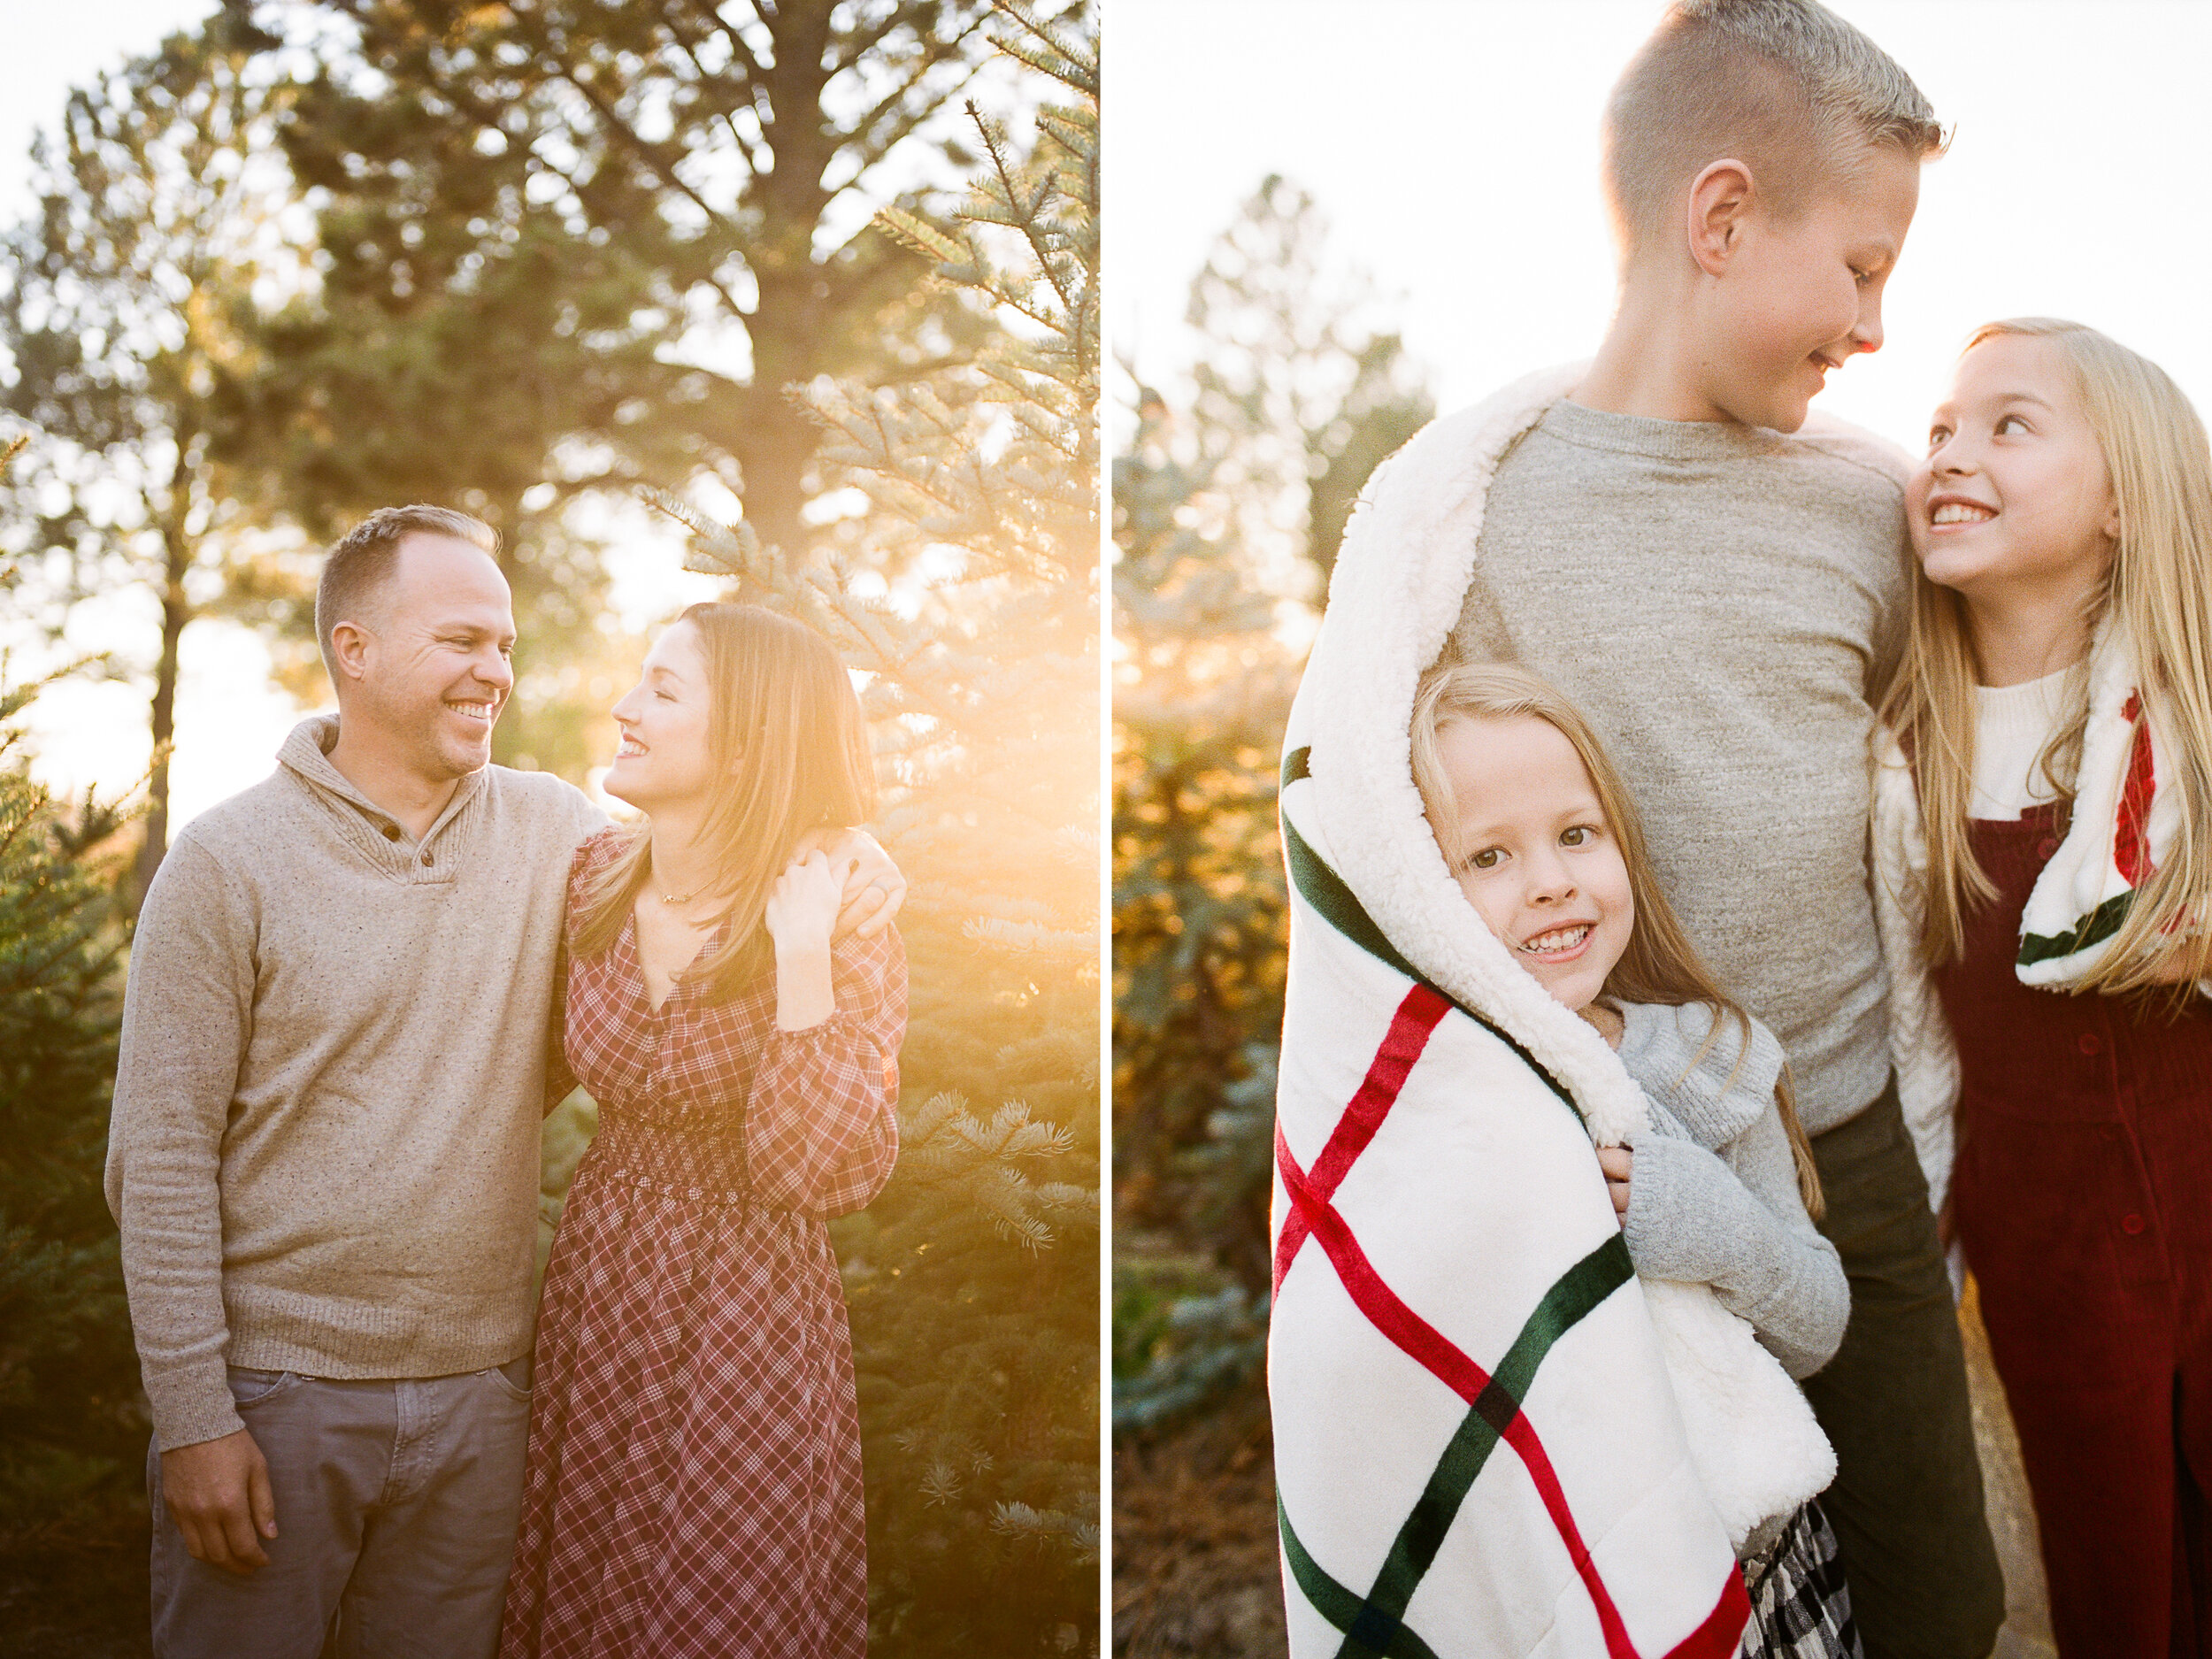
[654,881,720,920]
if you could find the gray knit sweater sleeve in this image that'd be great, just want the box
[106,835,258,1448]
[1612,1002,1847,1380]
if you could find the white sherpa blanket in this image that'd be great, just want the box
[1271,367,1834,1659]
[1874,632,2209,1212]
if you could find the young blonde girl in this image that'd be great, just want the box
[1411,660,1855,1658]
[1878,319,2212,1655]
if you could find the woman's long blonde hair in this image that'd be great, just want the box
[1410,661,1824,1218]
[570,603,877,1001]
[1878,318,2212,995]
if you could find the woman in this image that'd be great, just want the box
[500,603,907,1659]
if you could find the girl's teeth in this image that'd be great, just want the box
[1932,503,1993,525]
[1523,925,1590,952]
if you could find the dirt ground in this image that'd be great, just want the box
[1112,1388,1285,1659]
[0,1520,151,1659]
[1114,1280,2058,1658]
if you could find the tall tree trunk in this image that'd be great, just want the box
[731,373,820,574]
[133,534,190,910]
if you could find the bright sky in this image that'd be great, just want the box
[1108,0,2212,480]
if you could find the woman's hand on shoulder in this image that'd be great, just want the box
[795,826,905,940]
[766,849,849,958]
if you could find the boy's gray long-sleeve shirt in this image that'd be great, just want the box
[106,717,606,1450]
[1613,1001,1848,1381]
[1454,398,1912,1133]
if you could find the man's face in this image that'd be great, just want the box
[342,534,517,781]
[1702,145,1922,432]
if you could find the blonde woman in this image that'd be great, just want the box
[1878,319,2212,1653]
[500,603,904,1659]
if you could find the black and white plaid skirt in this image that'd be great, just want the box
[1738,1497,1861,1659]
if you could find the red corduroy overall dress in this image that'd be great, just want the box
[1937,800,2212,1657]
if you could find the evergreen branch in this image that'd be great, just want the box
[987,0,1099,93]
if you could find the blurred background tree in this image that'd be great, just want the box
[1112,176,1430,1424]
[211,0,1010,777]
[0,12,312,906]
[1109,178,1431,1655]
[0,434,147,1640]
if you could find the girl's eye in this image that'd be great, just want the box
[654,688,676,702]
[1468,848,1503,871]
[1561,825,1594,848]
[1995,413,2028,436]
[1925,426,1947,451]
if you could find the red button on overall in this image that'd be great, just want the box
[2037,837,2059,858]
[2123,1214,2147,1235]
[2078,1032,2101,1056]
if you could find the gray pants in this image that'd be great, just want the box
[1801,1080,2005,1659]
[149,1360,531,1659]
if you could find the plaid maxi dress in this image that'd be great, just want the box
[500,832,906,1659]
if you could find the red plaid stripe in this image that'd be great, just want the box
[501,831,906,1658]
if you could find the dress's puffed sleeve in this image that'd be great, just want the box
[745,926,907,1217]
[549,829,624,1113]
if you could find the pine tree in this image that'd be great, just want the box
[1109,393,1285,1428]
[0,434,142,1544]
[0,12,313,903]
[1181,174,1433,585]
[232,0,1006,565]
[645,4,1097,1650]
[1111,180,1432,1430]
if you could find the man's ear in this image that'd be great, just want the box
[1686,158,1757,278]
[328,619,374,684]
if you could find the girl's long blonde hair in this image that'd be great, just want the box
[1878,318,2212,994]
[570,603,877,1001]
[1411,660,1824,1218]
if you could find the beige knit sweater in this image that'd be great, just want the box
[106,717,605,1448]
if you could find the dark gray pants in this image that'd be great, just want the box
[149,1360,531,1659]
[1801,1080,2006,1659]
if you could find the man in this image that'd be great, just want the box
[107,505,902,1657]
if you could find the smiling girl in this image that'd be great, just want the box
[1878,319,2212,1653]
[1409,661,1854,1655]
[500,603,905,1659]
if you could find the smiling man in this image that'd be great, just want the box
[106,506,901,1658]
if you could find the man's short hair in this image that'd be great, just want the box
[1603,0,1945,258]
[315,505,499,678]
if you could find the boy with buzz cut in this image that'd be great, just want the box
[1412,0,1995,1651]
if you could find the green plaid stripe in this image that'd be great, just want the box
[1279,1234,1634,1656]
[2017,887,2133,968]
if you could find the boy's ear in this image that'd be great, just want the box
[1686,158,1757,277]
